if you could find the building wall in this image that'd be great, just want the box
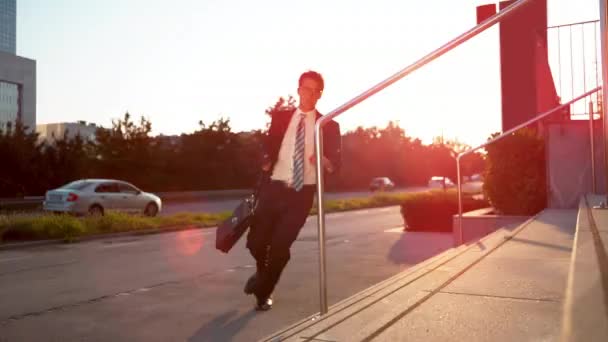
[546,121,606,209]
[0,51,36,131]
[498,0,550,132]
[36,122,99,143]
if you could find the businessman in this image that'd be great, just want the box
[244,70,342,311]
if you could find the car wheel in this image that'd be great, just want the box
[88,205,104,217]
[144,203,158,217]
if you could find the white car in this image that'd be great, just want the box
[370,177,395,191]
[427,176,455,189]
[43,179,162,216]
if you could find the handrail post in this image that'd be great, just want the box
[314,120,328,315]
[590,101,597,193]
[601,0,608,204]
[457,156,464,245]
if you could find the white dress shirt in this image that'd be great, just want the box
[271,108,317,187]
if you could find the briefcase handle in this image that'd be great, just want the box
[252,170,270,205]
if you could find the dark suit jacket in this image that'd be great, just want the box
[263,109,342,182]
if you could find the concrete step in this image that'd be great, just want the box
[561,194,608,341]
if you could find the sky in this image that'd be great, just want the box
[16,0,602,147]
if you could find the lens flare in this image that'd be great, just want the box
[174,227,205,256]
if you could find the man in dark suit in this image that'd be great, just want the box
[244,70,341,311]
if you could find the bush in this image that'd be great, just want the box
[85,212,158,234]
[154,212,230,227]
[400,190,488,232]
[310,192,419,214]
[0,214,86,242]
[483,128,546,215]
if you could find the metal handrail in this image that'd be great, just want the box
[456,87,602,245]
[547,19,599,29]
[312,0,534,315]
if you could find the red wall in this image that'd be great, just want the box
[477,0,558,131]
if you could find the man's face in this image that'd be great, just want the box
[297,77,323,111]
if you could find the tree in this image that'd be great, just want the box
[42,131,94,190]
[94,112,154,187]
[0,120,45,196]
[174,118,248,190]
[265,96,296,119]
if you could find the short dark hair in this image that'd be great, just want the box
[299,70,324,91]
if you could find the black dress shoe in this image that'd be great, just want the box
[244,273,257,295]
[255,296,273,311]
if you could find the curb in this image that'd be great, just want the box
[0,224,217,251]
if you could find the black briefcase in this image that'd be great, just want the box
[215,174,267,253]
[215,193,257,253]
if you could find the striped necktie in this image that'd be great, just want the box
[292,113,306,191]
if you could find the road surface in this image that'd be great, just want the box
[161,186,430,215]
[0,206,453,341]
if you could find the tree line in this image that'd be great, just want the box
[0,97,484,197]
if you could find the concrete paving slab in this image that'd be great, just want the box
[374,292,562,342]
[591,208,608,233]
[438,258,569,302]
[440,210,575,302]
[586,194,608,233]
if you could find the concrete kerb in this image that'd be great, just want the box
[560,197,587,341]
[259,210,543,342]
[0,224,212,251]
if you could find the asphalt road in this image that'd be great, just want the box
[161,186,430,215]
[0,206,453,341]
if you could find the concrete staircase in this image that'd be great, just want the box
[260,195,608,341]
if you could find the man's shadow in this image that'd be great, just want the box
[189,310,257,342]
[388,231,452,265]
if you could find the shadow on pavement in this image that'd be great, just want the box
[189,309,256,342]
[388,231,453,265]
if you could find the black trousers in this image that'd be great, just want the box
[246,180,315,301]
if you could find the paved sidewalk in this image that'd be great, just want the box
[265,209,577,341]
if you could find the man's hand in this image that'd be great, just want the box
[309,154,334,173]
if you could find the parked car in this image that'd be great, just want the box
[427,176,455,189]
[470,173,484,181]
[43,179,162,216]
[369,177,395,191]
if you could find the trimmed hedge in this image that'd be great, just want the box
[400,190,488,232]
[483,128,546,215]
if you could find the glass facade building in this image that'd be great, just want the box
[0,0,16,54]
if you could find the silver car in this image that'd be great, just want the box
[43,179,162,216]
